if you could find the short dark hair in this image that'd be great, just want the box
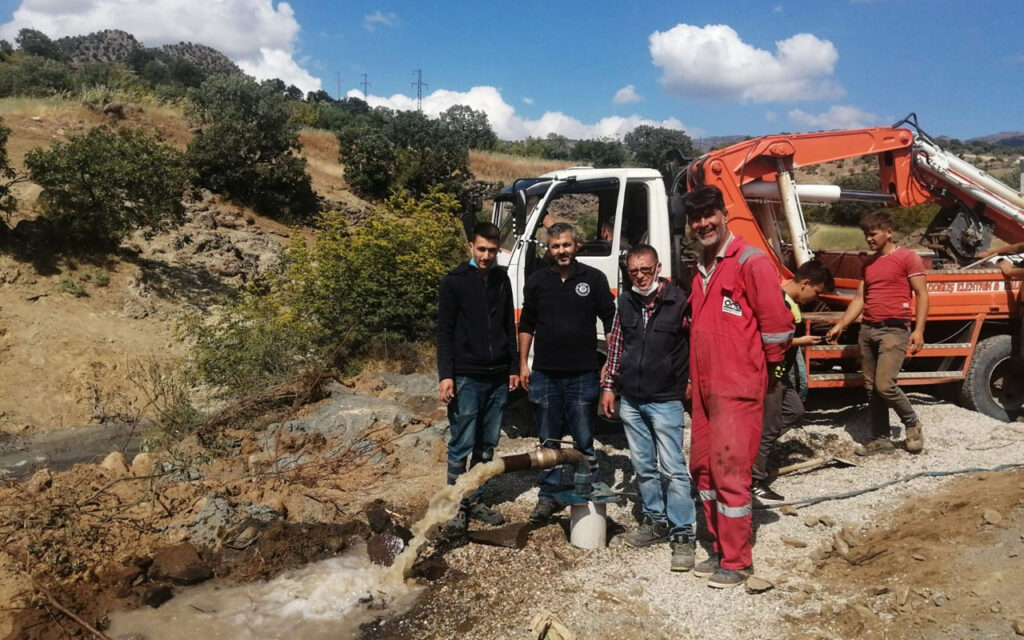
[547,222,577,241]
[626,243,658,263]
[472,221,500,244]
[793,259,835,291]
[683,185,725,219]
[859,211,893,233]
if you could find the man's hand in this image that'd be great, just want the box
[793,334,822,347]
[600,390,616,418]
[519,362,531,391]
[685,382,691,401]
[508,375,520,392]
[824,323,844,344]
[976,249,997,259]
[998,259,1015,276]
[439,378,455,404]
[908,329,924,354]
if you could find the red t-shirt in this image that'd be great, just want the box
[862,247,927,323]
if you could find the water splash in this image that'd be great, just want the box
[386,458,506,581]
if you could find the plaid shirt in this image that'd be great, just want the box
[601,281,667,392]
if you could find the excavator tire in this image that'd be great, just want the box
[959,334,1024,422]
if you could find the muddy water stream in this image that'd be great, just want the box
[106,460,507,639]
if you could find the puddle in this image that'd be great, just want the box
[106,546,422,640]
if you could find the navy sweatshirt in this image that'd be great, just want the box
[436,261,518,381]
[519,261,616,372]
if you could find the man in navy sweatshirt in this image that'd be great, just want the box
[518,222,616,522]
[437,221,520,534]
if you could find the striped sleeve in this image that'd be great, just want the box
[742,253,794,363]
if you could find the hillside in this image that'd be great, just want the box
[55,29,242,76]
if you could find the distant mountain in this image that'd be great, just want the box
[55,29,241,77]
[693,135,749,153]
[967,132,1024,149]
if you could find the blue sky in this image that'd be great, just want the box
[1,0,1021,140]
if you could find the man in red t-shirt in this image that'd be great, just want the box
[825,211,929,454]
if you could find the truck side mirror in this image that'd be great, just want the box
[668,193,685,233]
[459,211,477,242]
[513,190,528,236]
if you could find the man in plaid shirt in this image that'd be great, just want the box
[600,244,696,572]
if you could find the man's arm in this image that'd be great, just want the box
[977,241,1024,259]
[599,314,621,417]
[908,274,928,354]
[517,276,538,391]
[436,277,458,403]
[997,259,1024,278]
[502,272,520,391]
[743,256,794,365]
[825,282,865,343]
[518,331,533,391]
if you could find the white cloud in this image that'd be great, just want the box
[521,97,534,105]
[347,85,694,140]
[649,23,843,103]
[787,105,883,130]
[612,84,642,104]
[362,10,397,32]
[772,4,784,13]
[764,111,778,123]
[0,0,322,92]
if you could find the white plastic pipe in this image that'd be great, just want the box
[741,181,842,203]
[569,502,607,549]
[774,168,814,266]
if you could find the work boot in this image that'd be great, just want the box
[467,503,505,526]
[623,518,670,548]
[707,564,755,589]
[904,424,924,454]
[669,535,696,572]
[855,437,896,457]
[445,508,468,536]
[693,553,720,579]
[751,480,785,504]
[529,500,561,523]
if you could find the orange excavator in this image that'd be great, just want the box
[684,114,1024,421]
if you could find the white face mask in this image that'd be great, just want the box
[631,267,661,296]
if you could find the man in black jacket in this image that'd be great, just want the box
[519,222,616,522]
[600,244,696,571]
[437,221,520,533]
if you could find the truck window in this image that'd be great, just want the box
[526,177,621,275]
[623,182,650,248]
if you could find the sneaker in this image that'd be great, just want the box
[669,536,696,572]
[445,508,468,535]
[623,518,670,548]
[751,481,785,504]
[855,437,896,457]
[904,425,924,453]
[467,503,505,526]
[693,553,720,578]
[707,564,755,589]
[529,500,561,523]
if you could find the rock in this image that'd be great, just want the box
[412,557,447,581]
[912,553,925,561]
[838,525,860,548]
[468,523,531,549]
[143,585,173,608]
[780,505,799,516]
[803,515,819,528]
[819,515,837,527]
[149,543,213,585]
[367,532,405,566]
[869,586,890,596]
[101,102,125,119]
[366,508,393,534]
[852,603,879,625]
[131,452,157,477]
[832,533,850,556]
[896,586,911,606]
[24,468,53,494]
[101,451,130,477]
[781,536,808,548]
[982,509,1003,525]
[262,496,287,519]
[1012,618,1024,635]
[745,576,774,593]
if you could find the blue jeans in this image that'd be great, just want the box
[528,369,598,502]
[447,374,508,506]
[618,395,696,538]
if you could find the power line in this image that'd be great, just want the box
[360,73,371,99]
[411,69,427,111]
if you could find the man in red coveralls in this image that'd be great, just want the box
[685,185,794,589]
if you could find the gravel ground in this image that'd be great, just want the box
[426,388,1024,640]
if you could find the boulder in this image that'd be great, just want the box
[101,451,130,477]
[131,452,157,477]
[149,542,213,585]
[24,468,53,494]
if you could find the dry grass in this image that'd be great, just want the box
[809,223,865,250]
[298,128,350,199]
[469,150,574,184]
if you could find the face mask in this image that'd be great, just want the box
[632,278,659,297]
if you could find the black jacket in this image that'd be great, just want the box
[436,261,517,380]
[519,261,616,372]
[617,282,689,403]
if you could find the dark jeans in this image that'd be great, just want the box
[858,325,919,438]
[447,374,508,506]
[752,382,805,482]
[528,369,598,502]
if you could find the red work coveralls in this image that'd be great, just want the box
[689,235,793,570]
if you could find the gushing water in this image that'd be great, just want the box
[387,458,506,581]
[105,460,507,639]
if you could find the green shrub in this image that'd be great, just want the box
[185,75,318,221]
[25,126,192,246]
[81,268,110,287]
[0,118,20,224]
[0,54,73,97]
[188,188,465,392]
[57,276,86,297]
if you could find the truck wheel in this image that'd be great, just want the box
[960,334,1024,422]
